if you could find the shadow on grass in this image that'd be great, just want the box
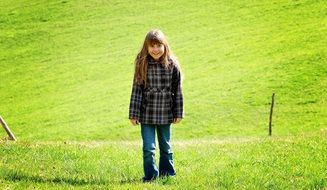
[119,176,176,185]
[2,169,145,186]
[2,169,109,186]
[119,178,142,184]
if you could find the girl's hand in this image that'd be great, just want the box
[173,118,182,124]
[130,119,139,126]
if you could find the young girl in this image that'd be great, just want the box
[129,29,184,182]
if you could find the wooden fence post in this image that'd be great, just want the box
[0,115,17,141]
[269,93,275,136]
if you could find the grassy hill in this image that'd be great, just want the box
[1,0,326,141]
[0,0,326,189]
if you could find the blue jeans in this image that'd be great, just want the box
[141,124,176,180]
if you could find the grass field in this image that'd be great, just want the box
[1,0,326,189]
[0,131,326,189]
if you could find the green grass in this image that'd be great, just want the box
[1,131,326,189]
[0,0,326,189]
[0,0,325,140]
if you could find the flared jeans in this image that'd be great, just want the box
[141,124,176,180]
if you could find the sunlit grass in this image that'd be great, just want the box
[0,0,326,141]
[0,0,326,189]
[1,131,326,189]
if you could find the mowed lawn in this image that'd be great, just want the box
[0,0,326,189]
[1,131,326,189]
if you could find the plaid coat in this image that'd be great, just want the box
[129,59,184,124]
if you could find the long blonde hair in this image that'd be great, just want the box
[133,29,179,87]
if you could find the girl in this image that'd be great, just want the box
[129,29,184,182]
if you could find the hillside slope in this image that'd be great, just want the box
[0,0,326,140]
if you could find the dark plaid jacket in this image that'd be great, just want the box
[129,59,184,124]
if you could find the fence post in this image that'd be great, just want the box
[0,115,17,141]
[269,93,275,136]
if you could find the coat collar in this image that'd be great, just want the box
[147,56,160,65]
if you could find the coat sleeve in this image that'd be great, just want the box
[129,82,143,120]
[172,65,184,118]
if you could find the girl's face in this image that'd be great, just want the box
[148,43,165,61]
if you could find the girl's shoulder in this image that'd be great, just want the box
[168,56,181,71]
